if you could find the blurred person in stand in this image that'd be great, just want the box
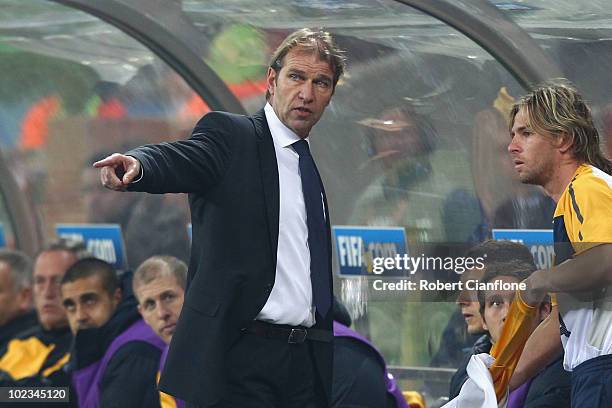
[351,104,462,391]
[0,249,37,350]
[443,80,555,244]
[351,104,440,240]
[82,150,191,269]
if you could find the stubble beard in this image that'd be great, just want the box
[517,160,553,188]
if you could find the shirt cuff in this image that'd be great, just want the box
[127,155,144,183]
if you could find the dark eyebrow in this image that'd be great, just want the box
[80,292,99,303]
[287,68,305,75]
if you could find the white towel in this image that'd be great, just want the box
[442,353,507,408]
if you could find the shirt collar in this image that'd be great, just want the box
[264,103,308,148]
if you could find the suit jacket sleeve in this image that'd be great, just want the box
[126,111,236,194]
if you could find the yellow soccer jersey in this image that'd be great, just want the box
[553,164,612,370]
[553,164,612,259]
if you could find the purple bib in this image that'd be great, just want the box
[72,319,165,408]
[507,377,534,408]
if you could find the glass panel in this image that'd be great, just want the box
[0,0,200,268]
[496,0,612,156]
[183,0,550,404]
[182,0,438,114]
[1,0,576,405]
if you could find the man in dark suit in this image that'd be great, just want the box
[94,28,346,408]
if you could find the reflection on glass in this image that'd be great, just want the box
[0,1,197,269]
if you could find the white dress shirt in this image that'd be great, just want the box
[256,103,316,327]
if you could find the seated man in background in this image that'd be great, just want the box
[0,249,37,349]
[449,266,491,398]
[332,298,410,408]
[449,240,535,399]
[478,261,570,407]
[64,257,165,408]
[132,256,187,408]
[0,239,82,388]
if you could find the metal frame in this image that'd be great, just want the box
[0,150,43,255]
[54,0,246,115]
[0,0,249,254]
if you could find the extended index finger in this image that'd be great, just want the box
[93,154,121,168]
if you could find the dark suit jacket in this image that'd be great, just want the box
[127,108,334,407]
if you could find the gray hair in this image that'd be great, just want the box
[0,249,33,290]
[36,237,88,260]
[133,256,187,299]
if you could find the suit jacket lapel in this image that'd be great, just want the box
[251,108,280,266]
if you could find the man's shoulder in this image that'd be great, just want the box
[557,164,612,219]
[102,340,162,379]
[110,340,162,363]
[196,109,258,128]
[572,165,612,195]
[191,110,263,143]
[568,165,612,222]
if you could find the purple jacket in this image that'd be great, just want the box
[72,319,165,408]
[333,321,409,408]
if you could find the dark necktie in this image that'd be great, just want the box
[292,139,331,317]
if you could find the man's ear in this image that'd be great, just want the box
[539,301,552,319]
[113,287,122,305]
[555,132,574,154]
[266,67,277,98]
[18,286,32,312]
[137,303,143,317]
